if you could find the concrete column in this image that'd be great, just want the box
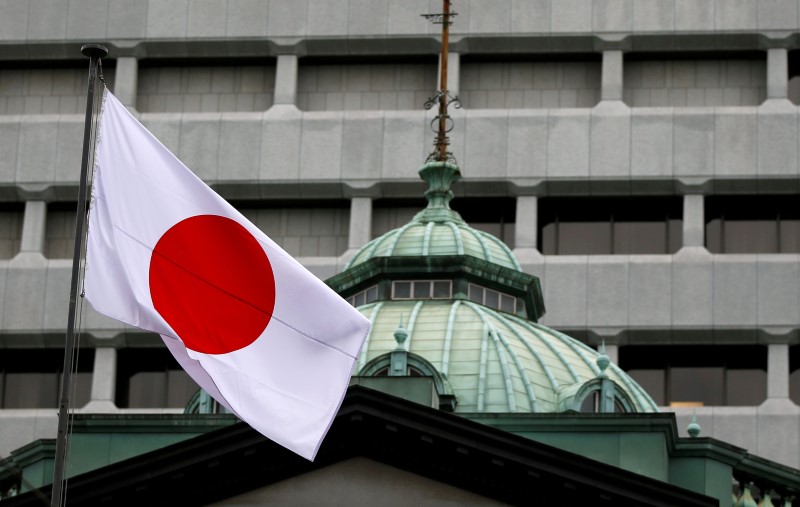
[601,50,624,101]
[19,200,46,254]
[348,197,372,250]
[767,343,790,399]
[682,194,705,247]
[514,195,538,250]
[87,347,117,409]
[767,48,789,99]
[438,52,460,96]
[274,54,299,106]
[114,56,139,108]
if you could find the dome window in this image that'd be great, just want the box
[392,280,452,300]
[346,285,378,307]
[578,391,627,413]
[468,283,516,314]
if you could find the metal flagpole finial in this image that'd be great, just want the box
[422,0,461,164]
[80,43,108,59]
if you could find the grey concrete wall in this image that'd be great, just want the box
[3,104,800,192]
[461,61,601,109]
[240,206,349,257]
[2,0,800,474]
[4,0,800,45]
[0,68,115,115]
[623,60,766,107]
[0,253,796,339]
[297,62,436,111]
[521,253,800,338]
[137,65,275,113]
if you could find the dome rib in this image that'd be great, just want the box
[477,322,490,412]
[491,328,518,413]
[497,317,560,393]
[473,228,494,265]
[386,221,417,256]
[496,330,536,412]
[483,230,522,271]
[516,319,581,383]
[346,236,379,269]
[546,327,602,377]
[446,221,465,255]
[608,362,660,411]
[359,301,385,371]
[422,222,434,255]
[441,300,462,377]
[466,302,536,412]
[405,301,424,349]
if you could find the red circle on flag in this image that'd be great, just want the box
[149,215,275,355]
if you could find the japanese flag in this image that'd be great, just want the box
[84,90,370,460]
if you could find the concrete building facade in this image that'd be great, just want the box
[1,0,800,472]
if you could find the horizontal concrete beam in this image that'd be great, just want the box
[2,105,800,199]
[0,252,798,340]
[521,250,800,339]
[2,0,800,52]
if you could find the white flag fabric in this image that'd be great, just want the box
[84,90,371,460]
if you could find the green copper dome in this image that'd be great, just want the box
[328,159,658,415]
[355,300,659,414]
[345,162,521,272]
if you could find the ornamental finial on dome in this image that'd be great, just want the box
[422,0,461,165]
[687,411,701,438]
[415,0,464,223]
[394,315,408,349]
[418,161,461,213]
[596,340,610,376]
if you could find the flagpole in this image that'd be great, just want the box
[51,42,108,507]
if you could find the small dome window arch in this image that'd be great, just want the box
[358,351,457,412]
[558,378,638,414]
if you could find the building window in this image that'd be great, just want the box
[0,203,23,259]
[450,197,516,249]
[45,202,78,259]
[116,348,198,409]
[619,345,767,407]
[392,280,452,300]
[346,285,378,307]
[297,56,437,112]
[0,349,93,409]
[578,391,626,413]
[539,197,682,255]
[789,346,800,405]
[460,55,601,109]
[706,195,800,254]
[136,59,276,113]
[468,283,517,314]
[623,53,766,107]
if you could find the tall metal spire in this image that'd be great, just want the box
[422,0,461,164]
